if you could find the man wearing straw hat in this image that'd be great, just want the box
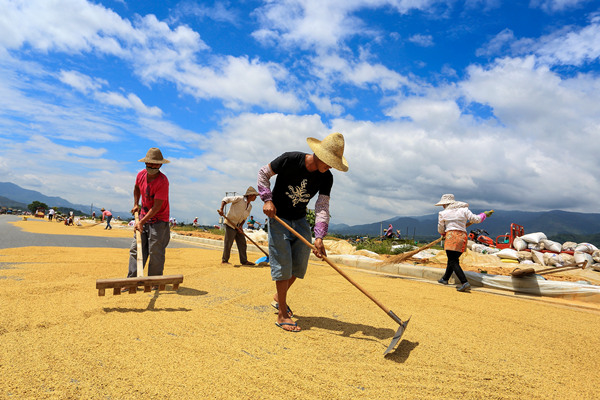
[217,186,259,266]
[257,132,348,332]
[126,148,171,281]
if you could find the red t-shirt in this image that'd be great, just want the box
[136,169,170,223]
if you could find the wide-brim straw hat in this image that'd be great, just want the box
[138,147,170,164]
[435,194,455,206]
[307,132,349,172]
[245,186,259,196]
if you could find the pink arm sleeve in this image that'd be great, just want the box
[257,164,275,202]
[314,194,330,239]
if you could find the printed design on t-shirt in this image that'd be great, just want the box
[286,179,311,207]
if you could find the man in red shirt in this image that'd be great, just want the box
[127,147,171,279]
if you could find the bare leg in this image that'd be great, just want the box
[273,276,296,318]
[275,278,300,331]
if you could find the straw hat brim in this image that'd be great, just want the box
[307,137,348,172]
[138,157,170,164]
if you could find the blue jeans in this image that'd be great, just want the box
[105,215,112,229]
[268,216,311,281]
[128,221,170,277]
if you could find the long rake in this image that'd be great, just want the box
[274,215,410,356]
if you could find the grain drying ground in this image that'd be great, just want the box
[1,219,599,399]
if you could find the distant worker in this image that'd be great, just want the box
[247,215,257,230]
[384,223,394,239]
[92,211,96,220]
[258,132,348,332]
[48,208,55,222]
[101,208,112,230]
[126,148,171,283]
[436,194,493,292]
[193,217,198,228]
[218,187,259,266]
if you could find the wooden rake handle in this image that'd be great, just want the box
[220,213,269,258]
[135,211,143,277]
[273,215,393,316]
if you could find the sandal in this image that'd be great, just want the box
[271,301,293,318]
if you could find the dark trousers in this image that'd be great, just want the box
[128,221,170,277]
[442,250,468,284]
[222,224,248,263]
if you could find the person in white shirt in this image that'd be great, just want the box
[436,194,492,292]
[218,187,259,265]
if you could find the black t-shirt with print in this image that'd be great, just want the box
[270,152,333,220]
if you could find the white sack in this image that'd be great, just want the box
[519,232,547,244]
[513,237,527,251]
[471,243,487,253]
[471,244,499,254]
[540,239,562,253]
[592,249,600,263]
[531,250,545,266]
[560,253,575,265]
[574,252,593,268]
[562,241,577,252]
[495,248,519,260]
[543,252,563,267]
[517,251,533,261]
[528,243,543,251]
[575,243,598,254]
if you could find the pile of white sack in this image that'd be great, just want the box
[469,231,600,269]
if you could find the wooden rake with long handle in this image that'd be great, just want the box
[95,212,183,296]
[510,260,588,277]
[383,215,491,265]
[273,215,409,356]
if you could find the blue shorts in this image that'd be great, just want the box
[268,216,312,281]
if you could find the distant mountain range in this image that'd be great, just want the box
[0,182,129,218]
[3,181,600,242]
[330,209,600,242]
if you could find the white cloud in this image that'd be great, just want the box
[310,53,410,92]
[0,0,300,111]
[160,55,303,111]
[408,34,434,47]
[309,95,345,116]
[253,0,436,51]
[530,0,592,12]
[94,92,163,117]
[479,15,600,67]
[386,98,462,128]
[59,70,107,93]
[534,15,600,66]
[462,56,600,141]
[172,1,239,25]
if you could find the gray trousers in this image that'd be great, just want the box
[222,224,248,263]
[128,221,170,277]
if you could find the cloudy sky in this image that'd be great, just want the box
[0,0,599,226]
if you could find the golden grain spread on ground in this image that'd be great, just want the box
[1,219,599,399]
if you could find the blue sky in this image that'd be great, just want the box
[1,0,599,225]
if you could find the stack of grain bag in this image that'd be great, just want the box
[468,231,600,270]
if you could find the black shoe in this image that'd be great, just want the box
[438,278,448,285]
[457,282,471,292]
